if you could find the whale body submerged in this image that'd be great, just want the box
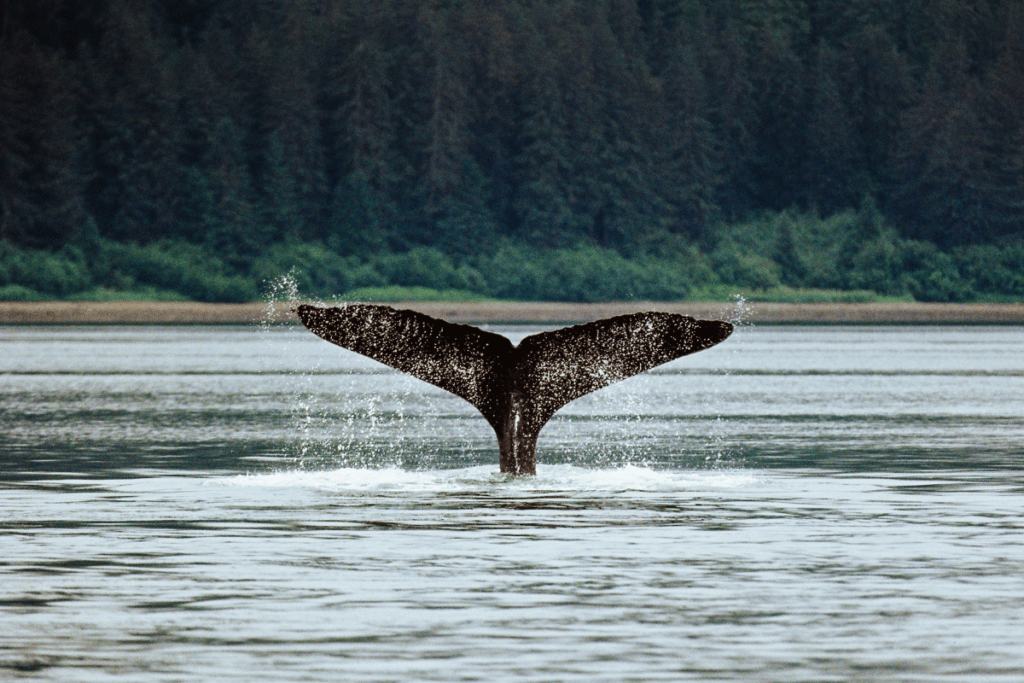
[297,304,733,475]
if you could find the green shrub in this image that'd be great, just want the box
[472,243,696,302]
[474,242,549,300]
[341,286,493,302]
[374,247,485,292]
[0,241,91,296]
[9,205,1023,304]
[99,240,257,302]
[785,210,859,289]
[844,229,909,295]
[956,243,1024,297]
[251,242,354,298]
[631,256,701,301]
[902,241,973,302]
[348,262,388,289]
[0,284,51,301]
[709,242,782,290]
[707,203,919,297]
[538,246,631,302]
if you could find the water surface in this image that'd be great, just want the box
[2,323,1023,681]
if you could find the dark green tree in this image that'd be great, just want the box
[320,3,418,249]
[703,23,755,221]
[891,39,987,245]
[745,27,807,211]
[973,8,1024,240]
[203,115,260,267]
[804,43,858,212]
[0,25,85,247]
[83,0,182,243]
[660,33,717,236]
[836,25,913,197]
[419,5,493,250]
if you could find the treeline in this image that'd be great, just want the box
[2,0,1023,301]
[4,204,1023,303]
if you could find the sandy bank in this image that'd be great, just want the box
[2,300,1024,325]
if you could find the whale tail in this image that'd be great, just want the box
[296,304,733,474]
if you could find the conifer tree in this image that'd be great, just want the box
[703,22,755,221]
[837,25,912,198]
[804,43,858,213]
[204,115,259,266]
[892,39,987,245]
[661,36,716,236]
[512,33,580,248]
[322,10,409,247]
[249,5,327,244]
[85,0,181,243]
[745,26,807,211]
[0,25,85,247]
[0,30,33,244]
[974,8,1024,240]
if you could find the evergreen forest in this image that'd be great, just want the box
[2,0,1024,303]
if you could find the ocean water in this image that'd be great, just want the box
[2,322,1023,681]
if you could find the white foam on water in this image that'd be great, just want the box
[221,463,760,494]
[529,463,759,491]
[227,466,474,493]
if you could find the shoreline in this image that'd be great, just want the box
[2,300,1024,325]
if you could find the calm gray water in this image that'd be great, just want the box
[2,321,1023,682]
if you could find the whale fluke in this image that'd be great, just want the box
[297,304,733,475]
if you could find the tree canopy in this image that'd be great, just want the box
[2,0,1023,301]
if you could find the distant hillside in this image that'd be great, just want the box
[2,1,1022,302]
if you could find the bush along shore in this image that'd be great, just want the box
[2,207,1023,306]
